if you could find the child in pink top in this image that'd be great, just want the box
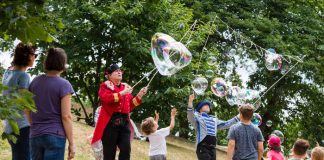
[267,135,285,160]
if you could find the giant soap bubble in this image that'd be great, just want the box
[211,78,227,97]
[191,77,208,95]
[265,48,282,71]
[225,86,240,106]
[151,33,192,76]
[252,113,262,126]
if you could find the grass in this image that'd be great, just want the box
[1,120,227,160]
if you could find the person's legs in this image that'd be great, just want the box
[149,154,167,160]
[43,135,66,160]
[196,144,212,160]
[30,135,45,160]
[211,147,216,160]
[102,121,119,160]
[8,126,30,160]
[117,121,131,160]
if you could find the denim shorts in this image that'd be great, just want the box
[30,134,66,160]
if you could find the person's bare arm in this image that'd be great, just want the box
[169,108,177,130]
[61,94,75,160]
[154,110,159,122]
[257,141,264,160]
[227,139,235,160]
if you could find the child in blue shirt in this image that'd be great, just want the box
[187,94,239,160]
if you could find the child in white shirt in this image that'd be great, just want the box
[141,108,177,160]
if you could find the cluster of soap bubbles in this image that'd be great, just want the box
[191,76,261,109]
[151,33,192,76]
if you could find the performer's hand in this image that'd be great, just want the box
[120,85,133,96]
[68,144,76,160]
[137,87,148,99]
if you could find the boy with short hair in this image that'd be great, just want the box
[141,108,177,160]
[227,104,264,160]
[187,94,240,160]
[288,139,310,160]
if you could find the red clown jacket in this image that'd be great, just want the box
[91,81,142,144]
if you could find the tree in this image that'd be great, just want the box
[180,0,324,150]
[35,0,206,126]
[0,0,64,46]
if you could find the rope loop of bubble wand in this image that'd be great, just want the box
[253,55,305,111]
[196,15,218,74]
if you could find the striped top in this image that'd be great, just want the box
[201,112,216,136]
[187,107,240,145]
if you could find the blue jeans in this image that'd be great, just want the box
[30,134,66,160]
[8,126,30,160]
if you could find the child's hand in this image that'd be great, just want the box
[189,94,195,102]
[154,110,159,122]
[171,108,177,117]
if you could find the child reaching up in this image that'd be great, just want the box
[187,94,240,160]
[141,108,177,160]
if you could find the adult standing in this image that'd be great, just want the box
[91,64,147,160]
[2,42,37,160]
[28,48,75,160]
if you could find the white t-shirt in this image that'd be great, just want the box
[148,127,170,156]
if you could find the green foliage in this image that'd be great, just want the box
[0,0,63,48]
[180,0,324,150]
[0,83,36,143]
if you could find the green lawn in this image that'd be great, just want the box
[0,120,227,160]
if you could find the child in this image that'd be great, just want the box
[288,139,310,160]
[187,94,240,160]
[311,146,324,160]
[141,108,177,160]
[267,135,284,160]
[227,104,264,160]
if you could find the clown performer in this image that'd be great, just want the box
[91,64,148,160]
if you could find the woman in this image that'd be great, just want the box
[28,48,75,160]
[2,42,37,160]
